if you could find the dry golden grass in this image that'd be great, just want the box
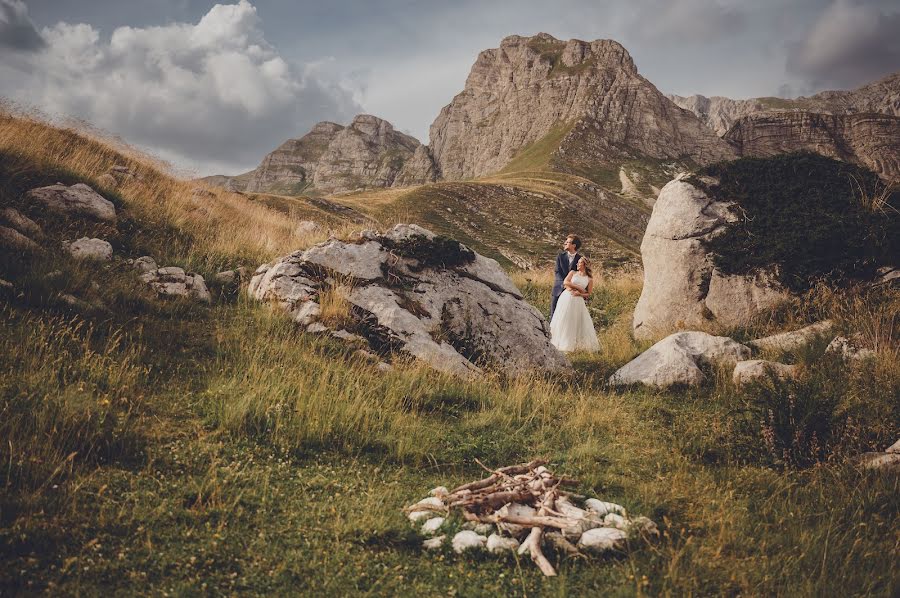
[0,108,332,266]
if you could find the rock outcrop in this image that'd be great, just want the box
[632,174,789,340]
[668,72,900,135]
[428,33,735,181]
[248,224,568,377]
[236,115,430,196]
[724,112,900,183]
[609,331,751,387]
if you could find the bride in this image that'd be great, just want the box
[550,257,600,353]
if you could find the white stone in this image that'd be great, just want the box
[26,183,116,222]
[140,266,212,303]
[429,486,449,498]
[633,177,788,339]
[421,517,445,535]
[732,360,799,386]
[603,513,628,529]
[408,510,432,523]
[306,323,329,334]
[610,331,751,387]
[578,527,627,553]
[423,535,445,550]
[555,497,601,540]
[292,301,321,326]
[486,533,520,554]
[584,499,625,518]
[749,321,834,353]
[452,531,487,553]
[64,237,112,261]
[886,439,900,454]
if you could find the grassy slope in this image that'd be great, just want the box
[1,112,898,596]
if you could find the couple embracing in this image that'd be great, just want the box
[549,234,600,353]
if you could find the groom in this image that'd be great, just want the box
[550,234,582,318]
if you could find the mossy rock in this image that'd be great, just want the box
[692,152,898,293]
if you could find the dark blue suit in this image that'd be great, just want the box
[551,251,581,318]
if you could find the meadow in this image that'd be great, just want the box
[1,109,897,596]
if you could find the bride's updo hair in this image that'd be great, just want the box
[578,257,593,278]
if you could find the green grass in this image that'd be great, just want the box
[500,122,574,174]
[1,121,898,596]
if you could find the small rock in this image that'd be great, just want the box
[132,256,158,273]
[858,452,900,471]
[578,527,627,553]
[732,359,798,386]
[422,536,445,550]
[1,207,42,238]
[292,301,321,326]
[473,523,494,536]
[486,533,520,554]
[429,486,448,498]
[825,336,876,362]
[0,278,13,291]
[214,270,238,284]
[603,513,628,529]
[376,362,393,373]
[421,517,445,535]
[140,266,211,302]
[0,225,40,252]
[332,329,366,344]
[408,510,432,523]
[584,499,626,518]
[749,321,834,353]
[451,531,487,553]
[25,183,116,222]
[306,322,329,334]
[626,516,659,537]
[886,439,900,454]
[64,237,113,261]
[496,503,536,537]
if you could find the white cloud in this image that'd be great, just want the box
[786,0,900,89]
[0,0,362,175]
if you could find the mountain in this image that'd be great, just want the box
[207,114,434,196]
[668,73,900,182]
[667,73,900,135]
[429,33,735,183]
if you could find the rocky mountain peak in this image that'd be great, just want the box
[430,33,732,182]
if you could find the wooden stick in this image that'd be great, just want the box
[523,488,558,576]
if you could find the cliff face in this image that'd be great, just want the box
[725,112,900,183]
[428,33,735,181]
[239,115,433,196]
[669,72,900,135]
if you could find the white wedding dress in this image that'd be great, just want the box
[550,274,600,353]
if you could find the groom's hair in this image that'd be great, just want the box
[567,234,582,250]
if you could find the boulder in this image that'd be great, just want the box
[732,359,799,386]
[610,331,751,387]
[140,267,211,302]
[130,256,158,273]
[249,224,568,377]
[0,225,40,252]
[64,237,113,261]
[633,175,789,339]
[749,321,834,353]
[25,183,116,222]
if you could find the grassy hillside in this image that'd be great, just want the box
[1,111,898,596]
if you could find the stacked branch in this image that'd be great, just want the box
[404,459,658,576]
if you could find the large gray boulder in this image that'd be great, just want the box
[633,175,788,340]
[610,331,751,387]
[25,183,117,222]
[248,224,568,377]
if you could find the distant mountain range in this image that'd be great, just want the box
[204,34,899,197]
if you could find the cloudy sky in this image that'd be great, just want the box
[2,0,898,176]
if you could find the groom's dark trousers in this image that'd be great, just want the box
[550,251,581,319]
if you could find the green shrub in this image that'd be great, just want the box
[694,152,898,293]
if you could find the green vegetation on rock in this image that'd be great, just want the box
[696,152,898,292]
